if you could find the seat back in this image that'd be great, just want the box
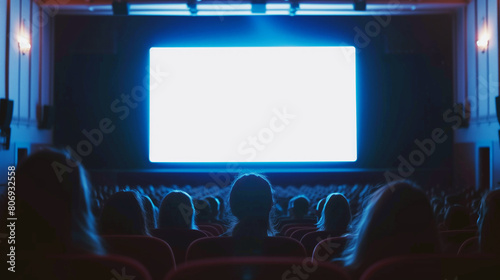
[313,236,349,262]
[102,235,176,280]
[166,257,351,280]
[291,228,317,240]
[439,230,477,254]
[212,223,226,234]
[279,222,316,236]
[458,236,479,255]
[186,236,307,262]
[360,254,500,280]
[151,228,207,265]
[198,224,220,236]
[199,223,225,235]
[19,254,152,280]
[301,231,346,256]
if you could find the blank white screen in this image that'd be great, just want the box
[149,46,356,163]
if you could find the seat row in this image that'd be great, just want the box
[27,253,500,280]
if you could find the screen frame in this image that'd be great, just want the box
[148,45,359,171]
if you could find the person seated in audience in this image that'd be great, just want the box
[445,193,464,212]
[154,190,206,264]
[228,173,276,238]
[215,195,227,222]
[290,195,311,219]
[431,197,445,224]
[315,197,327,221]
[340,180,440,279]
[442,204,470,230]
[194,198,211,222]
[100,191,149,236]
[277,195,316,230]
[477,189,500,255]
[468,198,481,229]
[15,150,105,276]
[205,196,226,227]
[317,193,352,235]
[141,194,158,233]
[158,190,198,230]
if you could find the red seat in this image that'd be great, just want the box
[458,236,479,255]
[186,236,307,262]
[198,222,225,235]
[280,223,316,236]
[360,254,500,280]
[291,227,317,240]
[278,218,317,232]
[439,230,477,254]
[102,235,176,280]
[151,228,207,265]
[301,231,347,256]
[284,225,314,237]
[20,254,151,280]
[199,230,214,236]
[213,223,226,234]
[197,224,220,236]
[166,257,351,280]
[313,236,349,262]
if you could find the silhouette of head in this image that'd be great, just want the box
[229,173,274,237]
[194,199,212,223]
[215,195,226,220]
[478,189,500,254]
[159,190,197,230]
[342,181,439,272]
[315,198,327,218]
[206,196,220,221]
[444,204,470,230]
[289,195,310,219]
[16,149,104,255]
[141,194,158,232]
[317,193,351,232]
[100,191,149,236]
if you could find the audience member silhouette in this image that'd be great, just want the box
[278,195,315,230]
[205,197,219,220]
[443,204,470,230]
[194,198,212,224]
[478,189,500,254]
[431,197,445,224]
[205,196,226,226]
[317,193,351,233]
[341,181,440,278]
[15,150,105,276]
[158,190,198,230]
[315,197,327,221]
[289,195,310,219]
[215,194,227,222]
[141,194,158,233]
[154,190,206,264]
[228,173,275,238]
[100,191,149,236]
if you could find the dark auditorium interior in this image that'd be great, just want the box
[1,0,500,279]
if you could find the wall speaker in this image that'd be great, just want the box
[0,99,14,130]
[39,105,55,129]
[112,1,129,16]
[1,127,11,150]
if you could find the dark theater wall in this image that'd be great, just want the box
[53,15,455,187]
